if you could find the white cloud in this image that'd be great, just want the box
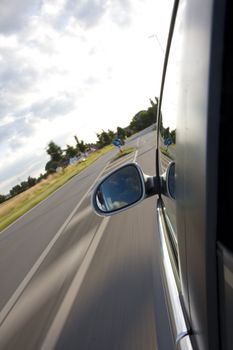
[0,0,173,194]
[0,0,41,34]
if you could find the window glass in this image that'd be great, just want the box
[158,0,185,238]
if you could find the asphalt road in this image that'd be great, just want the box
[0,126,159,350]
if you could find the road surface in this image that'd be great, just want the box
[0,126,159,350]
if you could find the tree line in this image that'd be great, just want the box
[0,98,158,202]
[45,136,91,175]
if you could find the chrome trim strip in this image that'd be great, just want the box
[157,201,192,349]
[177,335,193,350]
[164,208,178,248]
[224,265,233,290]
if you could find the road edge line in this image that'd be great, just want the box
[40,217,110,350]
[133,149,139,163]
[0,161,110,326]
[0,153,114,235]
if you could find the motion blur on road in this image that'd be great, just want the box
[0,126,159,350]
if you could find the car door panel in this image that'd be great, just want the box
[156,0,226,349]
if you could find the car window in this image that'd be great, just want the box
[157,1,185,246]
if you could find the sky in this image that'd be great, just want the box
[0,0,173,194]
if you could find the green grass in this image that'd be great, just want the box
[111,147,135,162]
[160,146,173,159]
[0,145,114,232]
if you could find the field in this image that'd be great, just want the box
[0,145,114,232]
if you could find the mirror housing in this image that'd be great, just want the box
[161,161,176,199]
[91,163,158,216]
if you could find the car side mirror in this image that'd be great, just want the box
[161,161,176,200]
[91,163,158,216]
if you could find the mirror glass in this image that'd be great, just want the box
[95,165,143,213]
[167,162,176,199]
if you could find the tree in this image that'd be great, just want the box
[0,194,6,204]
[129,97,158,133]
[78,140,87,153]
[96,130,112,148]
[65,145,78,159]
[37,173,46,183]
[46,141,63,162]
[125,127,133,137]
[163,127,170,140]
[45,160,60,174]
[74,136,87,153]
[170,129,176,144]
[149,97,158,123]
[107,129,115,141]
[20,181,28,191]
[130,111,148,132]
[117,127,126,144]
[27,176,37,188]
[10,185,23,197]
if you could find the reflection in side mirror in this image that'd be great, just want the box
[92,163,146,216]
[165,161,176,199]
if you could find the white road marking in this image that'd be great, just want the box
[133,149,139,163]
[0,160,110,236]
[0,161,110,326]
[65,206,92,232]
[0,228,96,348]
[41,216,110,350]
[104,154,135,172]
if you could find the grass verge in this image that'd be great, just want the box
[160,146,173,159]
[111,147,135,162]
[0,145,114,232]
